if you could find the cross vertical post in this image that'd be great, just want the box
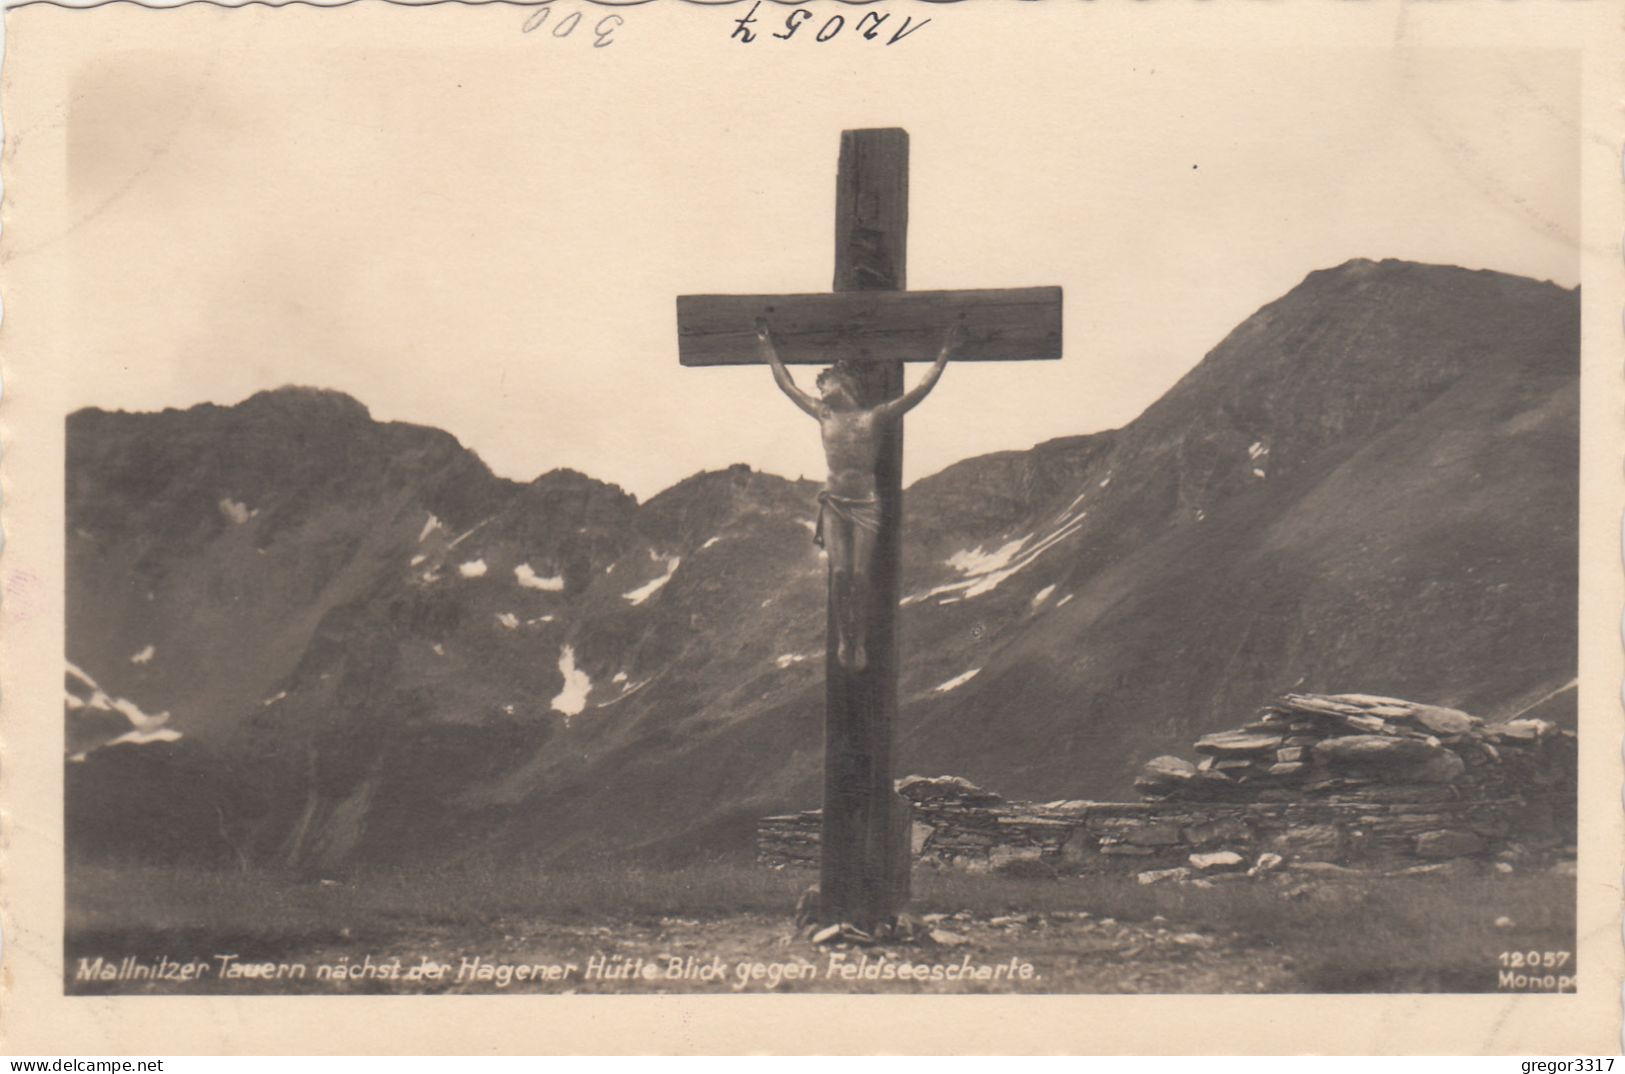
[673,127,1063,935]
[822,127,911,930]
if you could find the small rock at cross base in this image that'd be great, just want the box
[1248,852,1286,876]
[1189,850,1247,872]
[811,924,843,945]
[1137,867,1192,885]
[794,885,821,928]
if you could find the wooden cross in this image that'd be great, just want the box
[676,128,1062,930]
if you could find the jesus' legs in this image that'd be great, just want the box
[823,516,850,666]
[846,522,877,670]
[824,517,862,670]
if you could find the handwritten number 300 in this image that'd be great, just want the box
[522,6,623,48]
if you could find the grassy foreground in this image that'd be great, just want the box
[65,860,1576,994]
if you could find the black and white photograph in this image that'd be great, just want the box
[1,0,1618,1054]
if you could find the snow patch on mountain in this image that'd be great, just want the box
[623,555,680,606]
[1507,678,1578,720]
[969,516,1088,597]
[68,662,169,730]
[593,674,655,709]
[909,512,1091,605]
[418,514,442,543]
[935,668,981,692]
[1031,585,1056,609]
[514,563,565,591]
[495,612,520,630]
[550,645,592,717]
[130,644,155,665]
[218,498,251,525]
[946,537,1028,576]
[108,726,184,748]
[64,661,180,758]
[458,559,488,578]
[107,694,168,730]
[448,518,491,550]
[1053,490,1089,523]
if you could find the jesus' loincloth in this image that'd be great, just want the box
[813,489,881,549]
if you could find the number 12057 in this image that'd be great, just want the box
[1499,950,1572,969]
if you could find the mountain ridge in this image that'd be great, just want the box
[76,259,1573,503]
[65,258,1579,870]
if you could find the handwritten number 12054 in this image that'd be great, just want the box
[521,6,623,48]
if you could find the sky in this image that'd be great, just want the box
[51,34,1580,500]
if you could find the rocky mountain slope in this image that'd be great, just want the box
[65,259,1579,871]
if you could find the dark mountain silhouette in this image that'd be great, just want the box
[65,259,1579,872]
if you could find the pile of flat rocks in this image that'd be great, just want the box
[757,694,1576,876]
[895,774,1005,808]
[1134,693,1575,804]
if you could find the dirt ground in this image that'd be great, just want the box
[63,862,1576,995]
[68,909,1303,995]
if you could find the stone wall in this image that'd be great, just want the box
[757,783,1570,876]
[757,693,1576,879]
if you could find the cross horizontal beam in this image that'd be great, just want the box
[675,286,1062,366]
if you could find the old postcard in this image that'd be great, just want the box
[1,0,1619,1055]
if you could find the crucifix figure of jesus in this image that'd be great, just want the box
[757,318,958,671]
[676,127,1062,930]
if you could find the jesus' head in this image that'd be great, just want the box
[815,365,861,409]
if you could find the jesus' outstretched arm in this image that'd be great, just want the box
[879,324,960,418]
[757,319,821,419]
